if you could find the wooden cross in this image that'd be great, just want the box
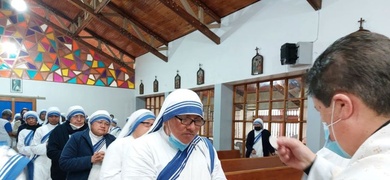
[358,18,365,31]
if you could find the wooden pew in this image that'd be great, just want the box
[221,156,285,172]
[217,150,241,159]
[225,166,303,180]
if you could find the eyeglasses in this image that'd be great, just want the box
[140,122,153,127]
[175,116,205,126]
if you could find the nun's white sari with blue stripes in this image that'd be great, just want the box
[122,129,227,180]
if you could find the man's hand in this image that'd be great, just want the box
[277,137,316,170]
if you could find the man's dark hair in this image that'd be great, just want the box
[306,31,390,116]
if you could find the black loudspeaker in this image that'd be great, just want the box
[280,43,298,65]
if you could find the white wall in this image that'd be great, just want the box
[0,77,135,128]
[135,0,390,151]
[135,0,317,95]
[136,0,390,93]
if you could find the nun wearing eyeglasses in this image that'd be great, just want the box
[30,107,61,180]
[100,109,156,180]
[59,110,116,180]
[122,89,227,180]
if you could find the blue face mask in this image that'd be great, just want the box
[323,123,351,159]
[321,101,351,159]
[168,133,188,151]
[167,122,189,151]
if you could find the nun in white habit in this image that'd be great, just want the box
[121,89,227,180]
[99,109,156,180]
[30,107,61,180]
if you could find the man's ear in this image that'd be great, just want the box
[333,94,353,120]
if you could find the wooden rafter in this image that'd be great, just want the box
[68,0,168,62]
[307,0,322,10]
[30,0,135,64]
[29,11,135,74]
[190,0,221,23]
[107,2,168,46]
[72,0,110,35]
[159,0,220,45]
[83,29,136,60]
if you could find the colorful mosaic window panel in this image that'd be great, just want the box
[0,7,134,89]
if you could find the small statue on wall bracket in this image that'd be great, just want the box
[139,80,144,94]
[153,76,159,92]
[197,64,205,85]
[175,70,181,89]
[251,47,263,75]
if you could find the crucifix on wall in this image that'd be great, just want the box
[251,47,263,75]
[139,80,144,94]
[153,76,159,92]
[175,70,181,89]
[197,64,204,85]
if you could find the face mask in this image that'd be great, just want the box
[322,101,351,159]
[323,123,351,159]
[167,122,189,151]
[70,123,84,130]
[254,127,262,131]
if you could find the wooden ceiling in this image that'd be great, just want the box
[25,0,321,72]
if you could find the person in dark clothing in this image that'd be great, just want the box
[47,105,88,180]
[245,118,275,158]
[60,110,116,180]
[14,108,29,142]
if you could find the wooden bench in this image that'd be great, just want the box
[217,150,241,159]
[225,166,303,180]
[221,156,285,172]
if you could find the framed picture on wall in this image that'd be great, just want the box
[11,79,22,93]
[175,70,181,89]
[197,64,204,85]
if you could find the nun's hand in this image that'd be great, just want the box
[91,151,105,163]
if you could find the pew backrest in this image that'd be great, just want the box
[217,150,241,159]
[225,166,303,180]
[221,156,285,172]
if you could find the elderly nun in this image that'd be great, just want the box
[47,105,88,180]
[100,109,156,180]
[59,110,116,180]
[122,89,227,179]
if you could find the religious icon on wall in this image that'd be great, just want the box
[197,64,204,85]
[11,78,22,93]
[251,47,263,75]
[175,70,181,89]
[153,76,159,92]
[139,80,144,95]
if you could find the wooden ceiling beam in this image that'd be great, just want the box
[159,0,220,45]
[106,2,169,46]
[72,0,110,35]
[68,0,168,62]
[29,11,135,74]
[190,0,221,23]
[307,0,322,10]
[32,0,135,62]
[84,29,136,60]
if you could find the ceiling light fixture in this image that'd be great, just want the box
[11,0,27,12]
